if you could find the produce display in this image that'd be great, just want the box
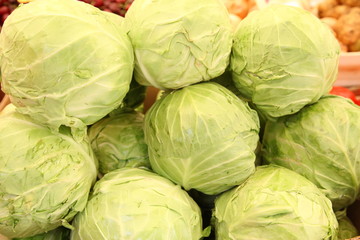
[0,0,360,240]
[317,0,360,52]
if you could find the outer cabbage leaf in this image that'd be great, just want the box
[71,168,205,240]
[144,82,260,195]
[231,4,340,119]
[262,95,360,211]
[0,0,134,136]
[0,112,97,238]
[212,165,338,240]
[125,0,233,90]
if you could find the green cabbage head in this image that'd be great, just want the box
[71,168,206,240]
[231,4,340,119]
[125,0,233,90]
[262,95,360,211]
[88,111,149,174]
[212,165,338,240]
[13,227,70,240]
[144,82,260,195]
[0,0,134,136]
[0,111,97,238]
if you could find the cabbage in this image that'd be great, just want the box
[87,12,147,114]
[88,111,149,174]
[102,10,124,26]
[0,0,134,136]
[212,165,338,240]
[336,210,358,240]
[338,217,358,240]
[14,227,70,240]
[144,82,260,195]
[231,4,340,119]
[71,168,206,240]
[262,95,360,211]
[0,111,97,238]
[211,71,267,144]
[125,0,233,90]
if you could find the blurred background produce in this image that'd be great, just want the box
[0,0,17,26]
[317,0,360,52]
[79,0,134,17]
[0,0,358,50]
[0,0,134,29]
[0,0,359,101]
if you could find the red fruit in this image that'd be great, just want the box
[93,0,103,7]
[329,86,360,105]
[103,0,111,7]
[1,13,9,24]
[108,2,119,12]
[0,6,10,15]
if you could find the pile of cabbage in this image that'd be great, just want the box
[0,0,359,239]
